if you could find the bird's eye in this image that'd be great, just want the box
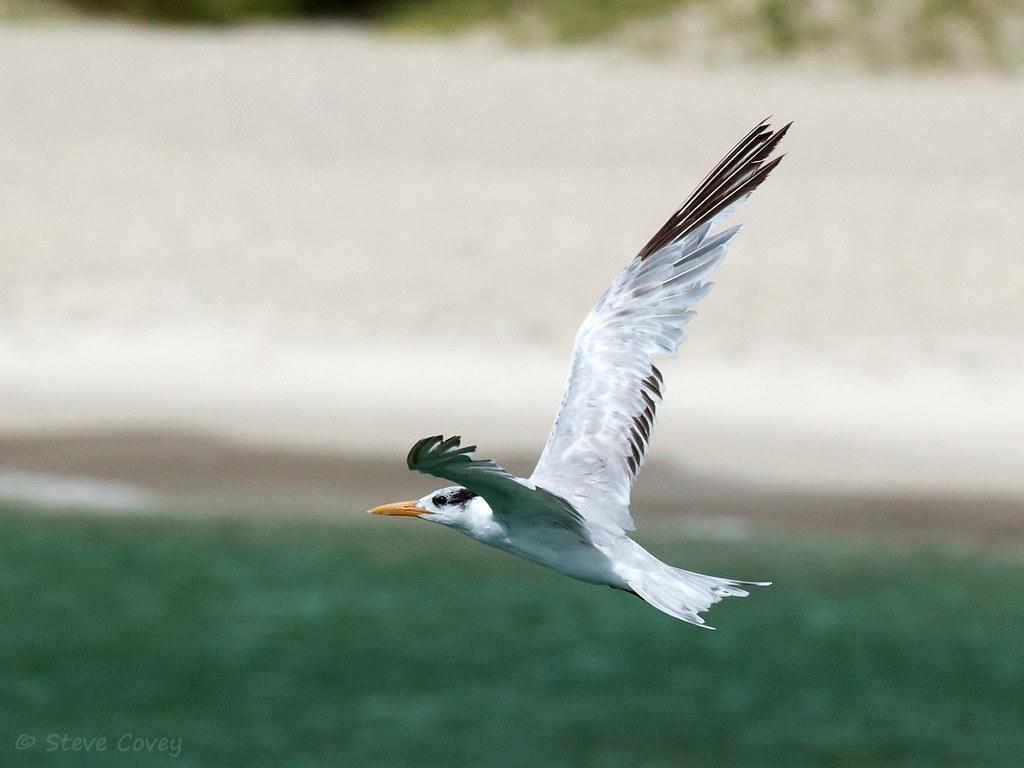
[432,494,448,507]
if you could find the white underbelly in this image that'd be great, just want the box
[484,526,623,587]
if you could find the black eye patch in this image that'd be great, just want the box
[449,488,478,505]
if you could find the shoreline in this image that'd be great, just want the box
[3,340,1021,497]
[2,428,1021,544]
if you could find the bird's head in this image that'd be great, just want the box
[369,486,480,527]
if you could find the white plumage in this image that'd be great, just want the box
[371,119,789,627]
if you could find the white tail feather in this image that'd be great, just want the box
[612,539,769,628]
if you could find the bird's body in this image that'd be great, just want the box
[436,489,622,587]
[372,120,789,627]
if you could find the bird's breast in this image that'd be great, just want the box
[484,523,620,586]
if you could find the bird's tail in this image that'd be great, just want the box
[614,539,768,628]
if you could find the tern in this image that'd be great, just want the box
[371,119,789,626]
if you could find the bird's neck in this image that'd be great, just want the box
[451,496,505,544]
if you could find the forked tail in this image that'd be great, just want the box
[614,539,769,628]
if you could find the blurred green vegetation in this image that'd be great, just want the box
[5,0,1023,69]
[53,0,388,23]
[2,506,1023,767]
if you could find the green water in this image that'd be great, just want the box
[1,507,1022,767]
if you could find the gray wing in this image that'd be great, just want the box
[407,435,592,542]
[530,120,789,537]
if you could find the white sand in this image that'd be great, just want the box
[1,23,1022,496]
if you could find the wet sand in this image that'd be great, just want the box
[1,429,1021,545]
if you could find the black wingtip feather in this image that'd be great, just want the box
[636,119,790,262]
[407,433,485,474]
[407,434,459,470]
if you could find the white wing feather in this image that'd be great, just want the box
[529,223,737,536]
[530,120,789,539]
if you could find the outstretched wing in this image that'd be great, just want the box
[530,120,789,537]
[407,435,591,541]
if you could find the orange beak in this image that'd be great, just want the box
[368,499,422,517]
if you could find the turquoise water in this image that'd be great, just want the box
[2,507,1022,767]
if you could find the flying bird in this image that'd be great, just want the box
[371,119,789,627]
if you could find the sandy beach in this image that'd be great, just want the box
[1,23,1022,529]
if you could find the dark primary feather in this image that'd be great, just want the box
[407,435,482,474]
[626,364,663,479]
[635,119,790,262]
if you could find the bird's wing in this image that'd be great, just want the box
[407,435,592,542]
[530,120,789,536]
